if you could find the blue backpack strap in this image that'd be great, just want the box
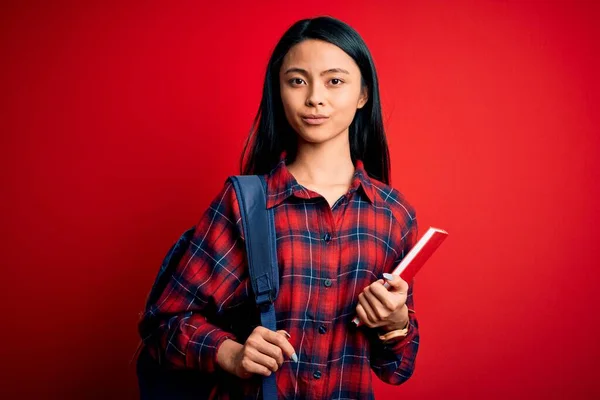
[230,175,279,400]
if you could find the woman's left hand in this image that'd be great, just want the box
[355,274,409,332]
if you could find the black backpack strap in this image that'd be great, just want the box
[230,175,279,400]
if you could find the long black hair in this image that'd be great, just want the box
[240,16,391,184]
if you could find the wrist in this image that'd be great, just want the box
[380,307,410,332]
[381,319,409,332]
[378,308,415,344]
[216,338,242,374]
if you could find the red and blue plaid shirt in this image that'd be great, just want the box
[139,155,419,399]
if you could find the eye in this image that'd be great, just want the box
[289,78,306,86]
[330,78,344,86]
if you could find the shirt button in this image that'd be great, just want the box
[318,325,327,334]
[313,370,322,379]
[323,233,332,242]
[323,279,332,287]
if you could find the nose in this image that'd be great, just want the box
[305,84,325,107]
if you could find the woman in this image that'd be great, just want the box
[139,15,419,399]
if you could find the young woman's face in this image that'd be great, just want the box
[279,39,368,146]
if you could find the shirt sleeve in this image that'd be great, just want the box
[138,179,249,373]
[369,216,420,385]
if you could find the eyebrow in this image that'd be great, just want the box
[283,67,350,76]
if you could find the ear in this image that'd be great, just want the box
[357,86,369,109]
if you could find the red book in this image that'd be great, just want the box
[352,227,448,326]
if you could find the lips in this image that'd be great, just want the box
[301,115,329,125]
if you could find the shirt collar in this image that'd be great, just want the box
[266,152,376,209]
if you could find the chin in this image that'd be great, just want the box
[296,131,337,145]
[294,125,343,145]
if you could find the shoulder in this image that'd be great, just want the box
[194,178,244,237]
[368,178,417,227]
[207,178,240,214]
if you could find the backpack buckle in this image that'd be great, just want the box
[255,274,274,308]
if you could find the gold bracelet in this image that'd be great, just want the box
[378,320,410,342]
[378,309,415,343]
[378,327,408,342]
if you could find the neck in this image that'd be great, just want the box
[288,130,355,186]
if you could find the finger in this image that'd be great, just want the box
[375,278,386,286]
[358,292,380,326]
[369,282,400,311]
[253,335,285,366]
[355,303,372,327]
[382,274,409,293]
[276,330,291,339]
[246,345,280,372]
[241,353,273,377]
[362,287,390,320]
[245,334,283,367]
[262,328,297,362]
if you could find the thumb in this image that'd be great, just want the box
[382,273,409,293]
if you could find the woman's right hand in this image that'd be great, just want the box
[217,326,297,379]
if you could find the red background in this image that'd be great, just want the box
[2,1,599,398]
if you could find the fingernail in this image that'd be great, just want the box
[383,273,394,281]
[291,353,298,363]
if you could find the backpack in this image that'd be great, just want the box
[136,175,279,399]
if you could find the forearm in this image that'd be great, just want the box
[215,338,243,374]
[142,311,237,373]
[369,286,420,385]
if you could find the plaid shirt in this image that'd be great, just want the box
[139,156,419,399]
